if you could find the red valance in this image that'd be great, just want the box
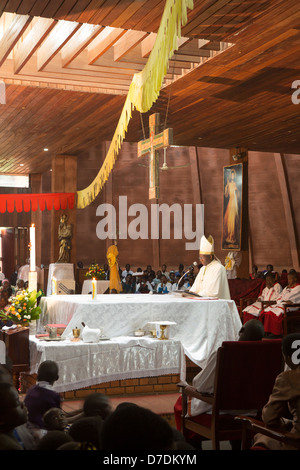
[0,193,76,213]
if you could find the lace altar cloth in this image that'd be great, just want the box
[37,294,242,384]
[28,335,184,393]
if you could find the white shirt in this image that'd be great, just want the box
[189,259,231,299]
[122,269,133,278]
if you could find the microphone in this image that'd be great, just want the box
[187,261,198,270]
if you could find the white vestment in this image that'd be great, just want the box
[189,259,231,299]
[263,284,300,317]
[190,351,217,416]
[243,282,282,317]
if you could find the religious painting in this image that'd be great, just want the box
[222,163,243,251]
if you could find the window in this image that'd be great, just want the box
[0,175,29,188]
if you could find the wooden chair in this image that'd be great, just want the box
[240,299,276,323]
[178,340,283,450]
[282,303,300,336]
[239,297,260,319]
[234,416,300,450]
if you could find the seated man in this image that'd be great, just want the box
[172,274,189,292]
[243,272,282,323]
[259,270,300,336]
[135,276,153,294]
[252,333,300,450]
[0,383,28,450]
[121,274,135,293]
[189,235,230,299]
[157,274,172,294]
[121,264,133,279]
[174,319,265,448]
[263,264,279,281]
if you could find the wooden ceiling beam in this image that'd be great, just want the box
[0,14,32,67]
[113,30,148,61]
[14,17,57,74]
[88,26,126,65]
[61,23,104,67]
[37,19,81,71]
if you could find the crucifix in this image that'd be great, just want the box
[138,113,173,199]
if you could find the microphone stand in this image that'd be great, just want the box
[175,265,195,293]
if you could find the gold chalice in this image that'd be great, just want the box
[72,327,81,339]
[159,324,168,340]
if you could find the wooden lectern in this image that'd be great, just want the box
[0,326,30,388]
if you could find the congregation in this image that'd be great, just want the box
[0,359,195,451]
[0,255,300,451]
[1,329,300,451]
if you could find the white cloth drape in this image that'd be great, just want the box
[38,293,242,373]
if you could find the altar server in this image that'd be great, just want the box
[189,235,231,300]
[259,270,300,336]
[243,272,282,323]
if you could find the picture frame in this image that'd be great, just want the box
[222,163,243,251]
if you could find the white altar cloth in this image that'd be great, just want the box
[81,280,110,295]
[28,335,184,393]
[38,293,242,373]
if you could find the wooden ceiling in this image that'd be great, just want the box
[0,0,299,175]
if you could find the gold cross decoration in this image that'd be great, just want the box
[138,113,173,199]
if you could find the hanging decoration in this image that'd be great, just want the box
[0,0,193,214]
[76,0,194,209]
[0,192,75,213]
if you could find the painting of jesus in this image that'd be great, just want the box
[222,163,243,251]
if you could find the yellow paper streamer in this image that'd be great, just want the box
[77,0,194,209]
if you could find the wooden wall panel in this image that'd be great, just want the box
[1,146,300,279]
[76,144,109,268]
[248,152,292,271]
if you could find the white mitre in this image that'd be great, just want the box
[199,235,214,255]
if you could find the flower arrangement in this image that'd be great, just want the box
[85,263,106,280]
[0,289,42,325]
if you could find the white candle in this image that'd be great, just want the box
[29,224,36,272]
[92,278,97,300]
[52,277,57,295]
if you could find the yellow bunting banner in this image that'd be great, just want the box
[76,0,194,209]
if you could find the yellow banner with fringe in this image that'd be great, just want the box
[76,0,194,209]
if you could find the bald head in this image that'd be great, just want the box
[239,319,264,341]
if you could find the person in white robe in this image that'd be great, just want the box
[243,272,282,319]
[178,320,265,418]
[260,270,300,336]
[17,259,43,287]
[189,235,231,300]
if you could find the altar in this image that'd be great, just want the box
[28,335,184,393]
[37,293,242,374]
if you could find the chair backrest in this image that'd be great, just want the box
[213,340,283,412]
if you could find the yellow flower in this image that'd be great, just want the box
[18,309,22,313]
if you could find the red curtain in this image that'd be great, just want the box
[0,193,75,213]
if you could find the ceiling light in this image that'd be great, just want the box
[44,148,49,151]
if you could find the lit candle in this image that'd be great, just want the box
[52,277,57,295]
[29,224,36,272]
[92,278,97,300]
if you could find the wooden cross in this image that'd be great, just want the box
[138,113,173,199]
